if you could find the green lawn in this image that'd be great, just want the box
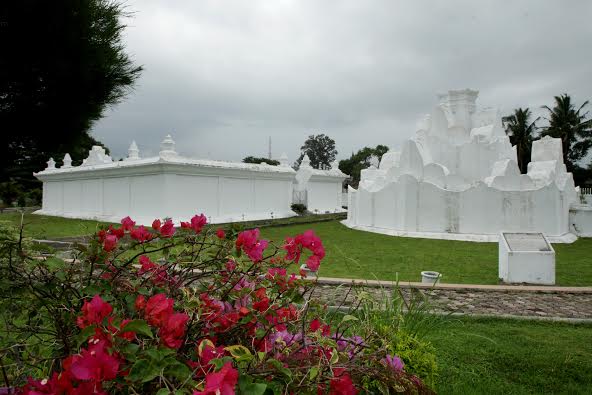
[427,317,592,394]
[3,212,591,286]
[259,220,592,286]
[0,211,112,239]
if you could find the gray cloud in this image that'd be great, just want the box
[93,0,592,163]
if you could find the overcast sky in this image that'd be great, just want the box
[92,0,592,162]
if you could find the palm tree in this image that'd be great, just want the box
[541,94,592,171]
[503,108,539,174]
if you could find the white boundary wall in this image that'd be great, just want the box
[34,137,347,224]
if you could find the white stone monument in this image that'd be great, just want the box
[498,232,555,285]
[344,89,579,242]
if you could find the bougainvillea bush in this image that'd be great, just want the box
[0,215,434,394]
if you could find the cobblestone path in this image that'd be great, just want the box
[307,278,592,321]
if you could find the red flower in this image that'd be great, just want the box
[159,312,189,349]
[144,294,174,327]
[309,318,321,332]
[120,216,136,231]
[108,225,125,239]
[216,228,226,239]
[236,229,268,262]
[135,295,146,311]
[329,369,358,395]
[77,295,113,329]
[160,219,176,238]
[130,225,152,243]
[180,221,191,229]
[69,341,120,382]
[306,255,321,272]
[193,362,238,395]
[103,234,118,252]
[197,340,226,366]
[152,219,162,230]
[138,255,157,274]
[191,214,208,234]
[118,319,136,341]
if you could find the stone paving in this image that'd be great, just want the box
[307,277,592,321]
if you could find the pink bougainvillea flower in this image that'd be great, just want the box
[160,219,176,238]
[306,254,321,272]
[69,341,120,382]
[21,371,74,395]
[215,228,226,239]
[108,225,125,240]
[77,295,113,329]
[103,234,118,252]
[197,340,226,366]
[130,225,152,243]
[159,312,189,349]
[191,214,208,234]
[120,216,136,231]
[236,229,268,262]
[309,318,321,332]
[383,354,405,372]
[193,362,238,395]
[138,255,157,274]
[152,218,162,230]
[329,368,358,395]
[282,236,301,263]
[144,294,174,327]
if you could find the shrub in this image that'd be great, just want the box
[0,215,435,394]
[291,203,307,215]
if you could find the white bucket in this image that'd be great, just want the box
[421,271,441,284]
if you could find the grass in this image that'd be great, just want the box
[259,220,592,286]
[427,317,592,394]
[0,211,112,239]
[2,212,591,286]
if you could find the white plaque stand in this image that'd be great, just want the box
[499,232,555,285]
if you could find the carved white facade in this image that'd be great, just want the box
[34,136,345,225]
[344,89,582,242]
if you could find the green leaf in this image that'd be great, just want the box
[341,314,359,323]
[309,366,319,380]
[122,319,153,338]
[329,348,339,364]
[155,389,171,395]
[224,345,253,362]
[44,257,66,271]
[208,356,234,370]
[268,359,292,379]
[128,359,160,383]
[76,325,97,347]
[165,362,192,381]
[238,375,267,395]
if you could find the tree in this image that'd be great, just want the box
[242,156,280,166]
[0,0,142,191]
[502,108,539,174]
[338,145,389,187]
[294,134,337,170]
[540,94,592,172]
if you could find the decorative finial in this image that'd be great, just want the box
[159,134,177,159]
[279,152,289,167]
[62,153,72,168]
[300,153,311,168]
[127,140,140,161]
[330,159,339,170]
[46,157,56,170]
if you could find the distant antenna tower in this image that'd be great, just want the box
[268,136,272,160]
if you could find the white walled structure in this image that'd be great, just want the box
[294,155,348,213]
[499,232,555,285]
[345,90,580,242]
[35,136,297,225]
[34,136,348,225]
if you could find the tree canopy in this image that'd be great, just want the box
[502,108,539,174]
[242,156,280,166]
[294,134,337,170]
[338,145,389,187]
[0,0,142,192]
[540,94,592,172]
